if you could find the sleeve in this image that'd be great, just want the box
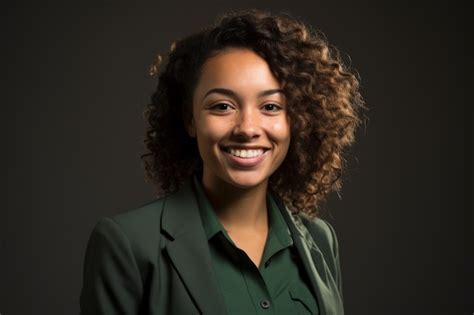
[323,220,343,300]
[80,217,143,314]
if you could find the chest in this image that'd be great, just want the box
[207,231,319,315]
[226,227,268,268]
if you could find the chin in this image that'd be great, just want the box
[224,170,269,189]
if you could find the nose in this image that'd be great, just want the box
[232,107,261,140]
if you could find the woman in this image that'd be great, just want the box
[80,9,364,315]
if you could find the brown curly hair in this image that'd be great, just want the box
[142,9,366,218]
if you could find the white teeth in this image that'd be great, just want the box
[227,148,265,158]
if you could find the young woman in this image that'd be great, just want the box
[80,9,364,315]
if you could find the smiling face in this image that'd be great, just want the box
[188,48,291,190]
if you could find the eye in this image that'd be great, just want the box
[210,103,234,111]
[262,103,283,112]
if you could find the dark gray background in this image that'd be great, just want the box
[2,0,472,314]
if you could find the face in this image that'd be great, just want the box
[189,48,291,190]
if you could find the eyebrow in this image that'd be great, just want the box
[202,88,284,102]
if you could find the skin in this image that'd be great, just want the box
[187,48,291,266]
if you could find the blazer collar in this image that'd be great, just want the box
[161,177,227,315]
[272,195,345,315]
[161,178,343,315]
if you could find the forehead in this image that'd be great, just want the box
[195,48,281,93]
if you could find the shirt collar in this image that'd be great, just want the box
[191,173,293,247]
[192,173,224,240]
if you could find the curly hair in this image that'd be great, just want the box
[142,9,366,218]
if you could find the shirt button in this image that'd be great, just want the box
[260,299,271,309]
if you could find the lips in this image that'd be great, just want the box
[221,145,270,151]
[221,147,270,168]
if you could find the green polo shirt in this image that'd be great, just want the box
[192,174,319,315]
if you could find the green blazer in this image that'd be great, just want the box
[80,178,344,314]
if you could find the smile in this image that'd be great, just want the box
[221,147,270,168]
[224,147,266,158]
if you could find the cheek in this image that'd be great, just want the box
[269,118,291,144]
[196,117,229,147]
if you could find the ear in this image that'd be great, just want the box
[186,117,196,138]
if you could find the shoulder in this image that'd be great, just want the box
[295,213,341,272]
[81,199,169,312]
[297,213,339,255]
[270,192,340,261]
[95,197,165,235]
[110,198,166,235]
[295,212,343,294]
[88,197,167,262]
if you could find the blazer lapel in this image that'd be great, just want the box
[272,195,344,315]
[161,179,227,315]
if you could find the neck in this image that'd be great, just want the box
[200,169,268,231]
